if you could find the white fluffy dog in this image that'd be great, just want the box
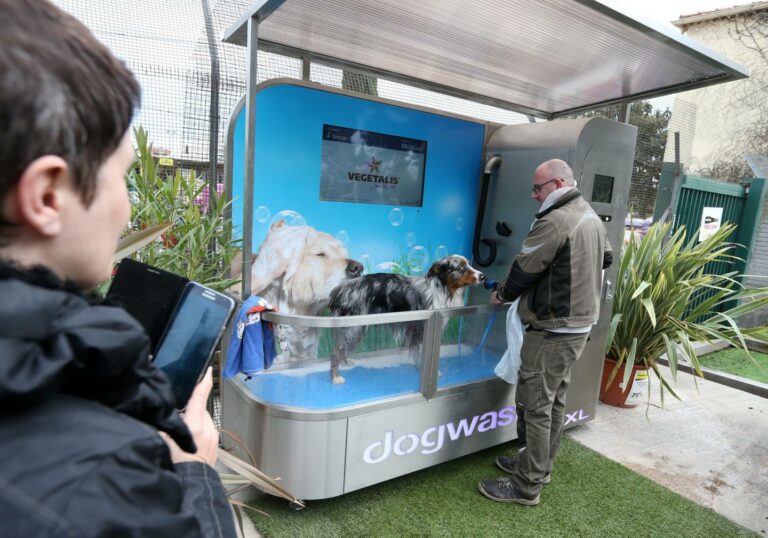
[251,220,363,362]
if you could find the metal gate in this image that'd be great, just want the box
[671,175,767,313]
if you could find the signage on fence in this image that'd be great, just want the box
[698,206,723,241]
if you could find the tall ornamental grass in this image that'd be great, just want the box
[606,220,768,404]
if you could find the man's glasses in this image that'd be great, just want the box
[532,178,559,193]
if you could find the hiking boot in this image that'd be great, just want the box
[495,455,551,484]
[478,477,540,506]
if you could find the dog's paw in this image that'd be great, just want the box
[331,375,346,385]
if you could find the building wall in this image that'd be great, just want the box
[663,12,767,173]
[664,9,768,327]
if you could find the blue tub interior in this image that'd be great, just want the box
[242,346,502,409]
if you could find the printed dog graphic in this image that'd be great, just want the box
[251,220,363,361]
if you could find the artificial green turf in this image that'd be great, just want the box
[699,347,768,384]
[246,437,754,538]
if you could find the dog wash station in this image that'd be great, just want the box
[221,0,748,501]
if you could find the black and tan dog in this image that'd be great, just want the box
[327,255,484,384]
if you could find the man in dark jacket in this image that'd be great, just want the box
[0,1,236,536]
[478,159,612,506]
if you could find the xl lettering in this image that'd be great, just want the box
[564,409,589,426]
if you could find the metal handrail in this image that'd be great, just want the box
[262,309,432,328]
[261,302,507,328]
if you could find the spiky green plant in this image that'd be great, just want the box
[606,220,768,405]
[127,127,240,291]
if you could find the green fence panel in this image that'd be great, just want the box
[670,175,768,317]
[673,175,745,317]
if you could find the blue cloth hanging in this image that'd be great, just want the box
[222,296,276,379]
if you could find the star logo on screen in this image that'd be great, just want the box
[366,157,382,173]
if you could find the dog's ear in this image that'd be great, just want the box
[427,261,442,279]
[427,260,450,285]
[283,234,314,305]
[250,248,289,295]
[250,223,305,294]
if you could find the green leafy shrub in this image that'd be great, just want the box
[126,127,240,291]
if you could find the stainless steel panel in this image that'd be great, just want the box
[477,117,637,415]
[222,378,348,500]
[344,383,517,493]
[571,121,636,409]
[343,379,594,493]
[223,364,596,500]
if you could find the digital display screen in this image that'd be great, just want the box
[153,285,233,407]
[592,174,615,204]
[320,124,427,207]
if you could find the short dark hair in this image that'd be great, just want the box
[0,0,140,223]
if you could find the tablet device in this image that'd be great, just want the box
[152,282,236,408]
[106,258,189,352]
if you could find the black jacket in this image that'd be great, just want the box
[0,262,236,537]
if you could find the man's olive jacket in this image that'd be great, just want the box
[497,189,612,330]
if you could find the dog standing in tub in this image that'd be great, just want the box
[250,220,363,362]
[327,255,485,384]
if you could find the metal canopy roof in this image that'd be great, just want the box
[224,0,749,119]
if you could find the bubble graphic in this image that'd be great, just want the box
[254,205,271,223]
[271,210,307,228]
[407,246,429,274]
[389,208,404,227]
[373,261,402,274]
[454,217,464,231]
[360,254,373,275]
[435,244,448,259]
[405,232,416,247]
[335,230,349,245]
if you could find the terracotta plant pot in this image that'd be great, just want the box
[599,357,649,408]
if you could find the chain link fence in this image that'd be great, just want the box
[58,0,682,215]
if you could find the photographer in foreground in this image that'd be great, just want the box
[0,1,236,536]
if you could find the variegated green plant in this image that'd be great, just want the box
[605,220,768,405]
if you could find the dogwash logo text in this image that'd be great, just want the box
[362,407,590,464]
